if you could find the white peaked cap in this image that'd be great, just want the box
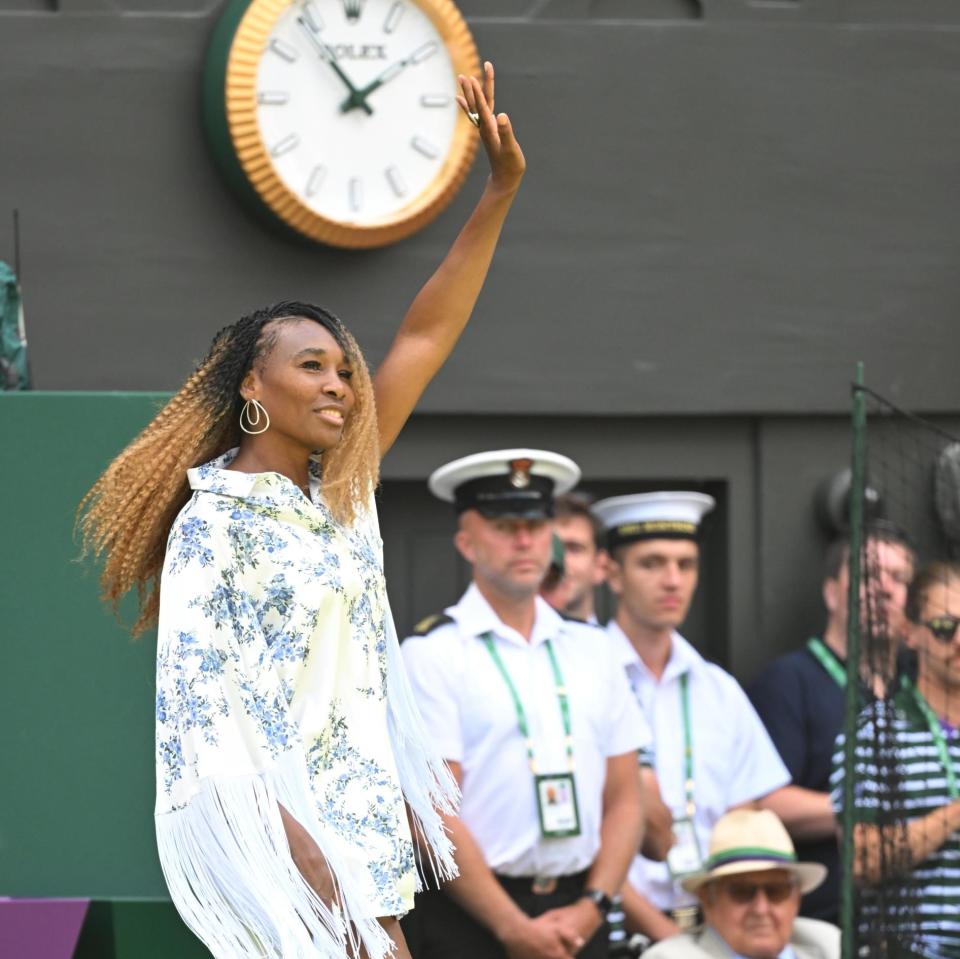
[428,448,580,517]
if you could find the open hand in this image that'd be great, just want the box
[456,61,525,196]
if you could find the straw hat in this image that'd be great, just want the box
[681,809,827,894]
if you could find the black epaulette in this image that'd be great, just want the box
[559,612,603,629]
[411,612,455,636]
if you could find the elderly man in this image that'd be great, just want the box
[644,809,839,959]
[401,449,650,959]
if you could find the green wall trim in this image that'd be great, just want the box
[1,391,171,399]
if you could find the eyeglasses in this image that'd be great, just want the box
[923,616,960,644]
[720,878,798,905]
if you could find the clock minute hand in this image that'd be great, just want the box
[296,16,373,117]
[339,41,438,114]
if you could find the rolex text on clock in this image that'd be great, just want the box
[204,0,481,248]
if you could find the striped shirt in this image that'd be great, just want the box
[831,682,960,959]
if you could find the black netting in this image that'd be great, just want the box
[843,386,960,959]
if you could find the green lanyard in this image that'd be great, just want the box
[481,632,574,775]
[807,637,847,688]
[680,672,695,818]
[901,675,959,800]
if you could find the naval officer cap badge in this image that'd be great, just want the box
[428,449,581,519]
[509,458,534,489]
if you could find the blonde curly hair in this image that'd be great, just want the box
[77,301,379,636]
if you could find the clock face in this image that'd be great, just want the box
[206,0,480,248]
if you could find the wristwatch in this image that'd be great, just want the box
[580,887,614,918]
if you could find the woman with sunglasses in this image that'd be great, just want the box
[832,560,960,958]
[78,65,523,959]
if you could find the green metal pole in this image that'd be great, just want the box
[841,361,866,959]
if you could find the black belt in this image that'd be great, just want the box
[495,869,589,897]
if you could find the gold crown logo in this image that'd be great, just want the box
[509,458,534,489]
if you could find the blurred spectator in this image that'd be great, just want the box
[750,522,915,923]
[643,808,839,959]
[541,492,608,624]
[594,492,790,943]
[831,561,960,958]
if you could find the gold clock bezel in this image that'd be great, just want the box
[223,0,481,249]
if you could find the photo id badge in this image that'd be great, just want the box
[534,773,581,838]
[666,817,703,879]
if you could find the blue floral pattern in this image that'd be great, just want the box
[155,450,415,915]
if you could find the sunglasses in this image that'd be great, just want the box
[720,878,798,905]
[923,616,960,644]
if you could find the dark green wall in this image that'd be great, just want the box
[1,393,168,897]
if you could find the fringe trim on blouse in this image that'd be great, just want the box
[384,595,460,888]
[156,750,393,959]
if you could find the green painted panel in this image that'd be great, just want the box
[0,393,171,897]
[73,900,212,959]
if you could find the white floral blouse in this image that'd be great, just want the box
[154,450,456,959]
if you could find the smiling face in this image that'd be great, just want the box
[455,511,553,602]
[607,538,700,633]
[240,318,356,455]
[699,869,801,959]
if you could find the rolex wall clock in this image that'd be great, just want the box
[203,0,481,248]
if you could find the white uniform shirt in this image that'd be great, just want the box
[607,621,790,910]
[402,584,651,878]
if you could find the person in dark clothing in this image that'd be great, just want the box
[748,523,915,924]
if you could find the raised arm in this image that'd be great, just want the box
[373,61,526,455]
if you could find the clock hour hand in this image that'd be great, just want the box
[296,16,373,116]
[339,41,438,114]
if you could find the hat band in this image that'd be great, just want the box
[705,846,798,871]
[453,474,555,517]
[607,520,699,550]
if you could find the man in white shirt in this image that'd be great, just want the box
[593,493,790,944]
[402,449,651,959]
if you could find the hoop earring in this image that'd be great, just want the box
[239,398,270,435]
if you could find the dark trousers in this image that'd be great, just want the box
[401,870,608,959]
